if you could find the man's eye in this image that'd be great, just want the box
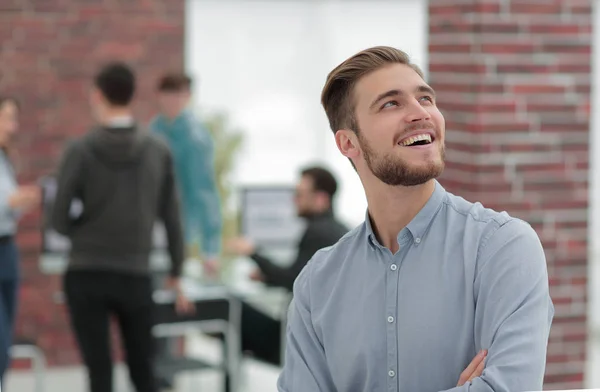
[382,101,398,109]
[420,96,433,103]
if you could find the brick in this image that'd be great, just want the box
[29,0,72,12]
[429,63,488,74]
[429,0,591,388]
[429,19,476,34]
[430,2,501,15]
[526,103,578,114]
[516,162,567,173]
[496,63,553,74]
[544,372,584,384]
[477,122,533,133]
[481,42,537,53]
[428,44,473,53]
[560,143,589,154]
[443,100,518,114]
[510,2,562,14]
[527,23,590,34]
[567,2,592,14]
[481,21,522,33]
[556,63,591,73]
[539,119,589,131]
[497,143,555,153]
[512,84,566,94]
[543,43,592,54]
[0,0,184,368]
[434,82,505,94]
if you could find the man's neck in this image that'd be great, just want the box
[364,178,436,253]
[164,107,188,122]
[304,206,333,220]
[100,108,134,127]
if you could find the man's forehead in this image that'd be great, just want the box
[356,64,430,100]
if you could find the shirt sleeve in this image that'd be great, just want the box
[253,224,338,291]
[51,141,83,236]
[0,167,21,221]
[159,151,185,277]
[187,127,222,258]
[439,219,554,392]
[277,261,337,392]
[0,192,15,220]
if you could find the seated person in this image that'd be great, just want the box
[227,166,348,365]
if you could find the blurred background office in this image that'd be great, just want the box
[0,0,597,391]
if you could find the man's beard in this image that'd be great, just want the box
[358,131,445,187]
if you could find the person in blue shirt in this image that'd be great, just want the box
[0,97,40,386]
[150,73,222,276]
[150,74,222,391]
[278,46,553,392]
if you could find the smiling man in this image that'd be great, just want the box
[277,46,554,392]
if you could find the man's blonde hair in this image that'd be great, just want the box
[320,46,424,134]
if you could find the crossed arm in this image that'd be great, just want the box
[278,220,554,392]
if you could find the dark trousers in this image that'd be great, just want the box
[0,237,19,385]
[241,302,281,366]
[155,338,175,388]
[64,270,157,392]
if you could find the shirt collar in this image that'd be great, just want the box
[106,115,134,128]
[159,107,192,124]
[365,180,447,248]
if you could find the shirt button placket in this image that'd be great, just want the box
[386,255,400,391]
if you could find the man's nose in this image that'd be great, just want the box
[404,100,431,123]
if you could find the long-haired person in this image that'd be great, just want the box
[0,97,40,384]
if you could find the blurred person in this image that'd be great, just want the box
[150,73,222,276]
[51,63,193,392]
[227,166,348,365]
[278,46,554,392]
[150,73,222,391]
[0,97,40,385]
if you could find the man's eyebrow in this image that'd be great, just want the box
[369,85,437,110]
[417,85,437,98]
[369,89,403,109]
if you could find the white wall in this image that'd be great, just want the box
[185,0,427,227]
[587,1,600,387]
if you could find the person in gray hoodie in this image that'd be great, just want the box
[51,63,193,392]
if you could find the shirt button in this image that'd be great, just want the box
[415,237,421,244]
[390,264,398,271]
[389,370,396,377]
[387,316,394,323]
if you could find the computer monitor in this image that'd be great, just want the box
[239,186,305,249]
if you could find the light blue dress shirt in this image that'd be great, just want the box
[278,180,554,392]
[0,152,18,237]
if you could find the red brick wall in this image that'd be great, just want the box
[428,0,592,389]
[0,1,184,366]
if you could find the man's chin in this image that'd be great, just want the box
[375,163,444,187]
[405,161,444,181]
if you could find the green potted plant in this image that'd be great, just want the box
[203,111,244,279]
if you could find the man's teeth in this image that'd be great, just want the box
[400,134,432,146]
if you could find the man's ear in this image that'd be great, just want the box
[314,191,330,210]
[335,129,360,160]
